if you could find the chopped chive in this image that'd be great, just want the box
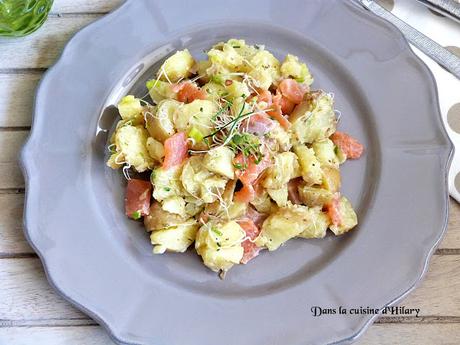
[132,210,142,220]
[211,227,223,236]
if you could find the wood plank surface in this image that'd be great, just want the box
[0,131,27,189]
[0,0,459,343]
[0,326,114,345]
[0,74,40,127]
[0,16,100,69]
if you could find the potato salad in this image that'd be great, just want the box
[107,39,364,276]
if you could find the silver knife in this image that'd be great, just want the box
[352,0,460,80]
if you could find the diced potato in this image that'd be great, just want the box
[297,207,330,239]
[204,180,246,220]
[194,60,212,83]
[161,196,186,217]
[146,99,179,142]
[208,43,245,73]
[321,166,341,193]
[146,137,165,162]
[280,54,313,85]
[203,146,235,179]
[195,221,245,272]
[335,145,347,164]
[184,199,205,217]
[267,186,288,207]
[255,204,311,251]
[248,50,281,90]
[106,153,123,169]
[312,139,340,168]
[157,49,195,82]
[231,96,252,118]
[181,156,207,197]
[146,79,177,104]
[263,152,301,189]
[250,189,273,213]
[180,156,227,203]
[298,186,334,207]
[144,203,187,232]
[329,196,358,235]
[294,145,323,185]
[224,80,251,100]
[202,82,227,100]
[290,92,337,144]
[200,175,228,203]
[151,220,199,254]
[152,165,183,201]
[107,124,154,172]
[117,95,144,121]
[265,122,292,152]
[174,100,218,146]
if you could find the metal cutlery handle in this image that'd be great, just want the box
[357,0,460,80]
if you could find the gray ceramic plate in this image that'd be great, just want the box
[20,0,453,344]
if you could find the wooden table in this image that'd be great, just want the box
[0,1,459,343]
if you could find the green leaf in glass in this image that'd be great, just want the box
[0,0,53,37]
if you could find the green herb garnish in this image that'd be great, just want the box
[211,227,223,236]
[132,210,142,220]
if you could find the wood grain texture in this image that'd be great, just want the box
[0,131,27,189]
[0,194,32,255]
[0,259,86,320]
[51,0,123,13]
[0,74,40,127]
[0,16,100,69]
[358,324,460,345]
[0,326,114,345]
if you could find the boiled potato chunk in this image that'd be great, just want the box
[267,186,288,207]
[263,152,300,189]
[152,165,183,201]
[224,80,251,100]
[195,221,245,272]
[180,156,227,203]
[290,92,336,144]
[150,220,199,254]
[161,196,186,217]
[146,99,179,142]
[173,99,218,141]
[297,207,330,239]
[146,79,177,104]
[280,54,313,85]
[250,189,273,214]
[248,50,281,90]
[202,81,227,100]
[255,204,312,251]
[298,186,334,207]
[107,124,153,172]
[312,139,340,168]
[117,95,143,121]
[294,145,322,185]
[329,196,358,235]
[321,166,341,193]
[144,203,187,232]
[203,146,235,179]
[265,122,292,152]
[146,137,165,162]
[157,49,195,82]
